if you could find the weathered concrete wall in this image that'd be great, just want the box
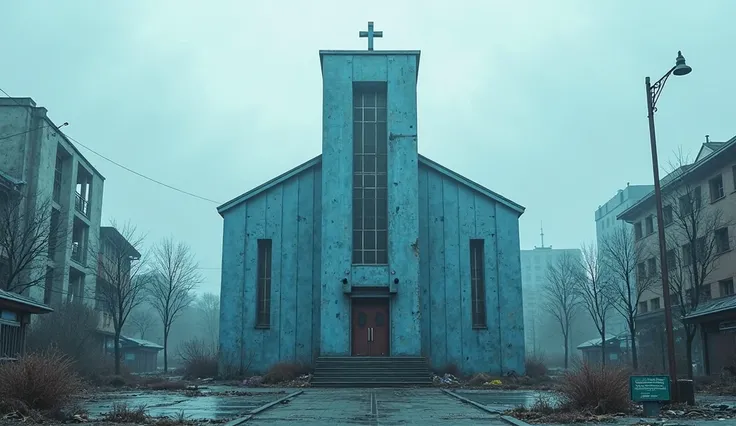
[320,51,421,356]
[418,164,525,374]
[218,166,322,373]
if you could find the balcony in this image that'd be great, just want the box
[74,192,89,218]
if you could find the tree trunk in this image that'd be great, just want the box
[629,319,638,370]
[163,328,169,373]
[563,331,569,370]
[114,330,121,375]
[601,321,607,366]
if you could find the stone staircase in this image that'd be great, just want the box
[310,356,433,388]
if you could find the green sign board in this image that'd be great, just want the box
[630,375,671,402]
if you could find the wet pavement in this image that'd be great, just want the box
[248,388,509,425]
[455,389,559,411]
[84,388,290,421]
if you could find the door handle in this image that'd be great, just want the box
[368,327,373,342]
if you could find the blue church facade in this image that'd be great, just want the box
[217,39,526,375]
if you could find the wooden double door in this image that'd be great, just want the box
[351,298,389,356]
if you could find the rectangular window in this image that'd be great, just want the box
[679,186,702,215]
[666,249,676,271]
[637,262,647,280]
[48,209,60,258]
[715,227,731,253]
[647,257,657,277]
[650,297,660,310]
[255,239,272,328]
[663,205,673,225]
[634,222,643,240]
[682,243,692,266]
[44,267,54,304]
[638,301,649,314]
[700,285,712,302]
[709,175,725,202]
[645,216,654,235]
[470,239,487,328]
[53,153,63,203]
[352,84,388,265]
[719,278,734,297]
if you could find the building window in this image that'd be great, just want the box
[709,175,725,202]
[255,239,272,328]
[666,249,676,271]
[647,257,657,277]
[638,301,649,314]
[634,222,643,240]
[637,262,647,280]
[719,278,734,297]
[715,227,731,253]
[53,153,63,203]
[44,267,54,305]
[470,239,487,328]
[663,205,673,226]
[700,286,712,302]
[645,216,654,235]
[650,297,660,310]
[682,243,692,266]
[679,186,702,216]
[48,209,60,259]
[352,85,388,265]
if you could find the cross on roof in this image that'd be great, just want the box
[359,21,383,51]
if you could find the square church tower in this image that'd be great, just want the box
[217,23,526,376]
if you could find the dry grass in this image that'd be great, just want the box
[0,349,82,411]
[557,363,632,414]
[525,356,549,379]
[178,338,218,379]
[102,402,148,423]
[262,362,311,384]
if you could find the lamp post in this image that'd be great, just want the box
[645,51,691,402]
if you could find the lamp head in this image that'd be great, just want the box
[672,51,692,76]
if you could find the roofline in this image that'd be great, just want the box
[319,50,421,80]
[55,123,105,181]
[217,155,321,215]
[617,135,736,222]
[100,226,142,258]
[217,154,525,217]
[0,290,54,314]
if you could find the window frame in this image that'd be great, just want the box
[469,239,487,329]
[709,174,725,202]
[255,239,273,328]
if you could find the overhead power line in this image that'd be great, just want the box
[0,87,221,204]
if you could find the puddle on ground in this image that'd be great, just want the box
[84,390,287,421]
[454,390,560,411]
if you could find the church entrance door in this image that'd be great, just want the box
[351,298,389,356]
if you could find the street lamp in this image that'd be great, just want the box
[645,50,691,402]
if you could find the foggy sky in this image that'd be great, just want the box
[2,0,734,295]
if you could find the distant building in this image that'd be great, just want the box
[117,336,163,373]
[0,289,52,359]
[520,235,583,358]
[577,333,631,366]
[618,137,736,376]
[0,97,108,351]
[594,184,653,335]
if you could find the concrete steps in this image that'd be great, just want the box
[311,356,433,388]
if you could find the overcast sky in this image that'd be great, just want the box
[2,1,733,295]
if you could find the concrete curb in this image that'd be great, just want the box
[440,389,532,426]
[224,390,305,425]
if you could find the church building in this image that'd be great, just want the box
[217,23,526,375]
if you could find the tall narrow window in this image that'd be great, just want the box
[352,84,388,265]
[53,153,63,203]
[255,239,272,328]
[470,239,487,328]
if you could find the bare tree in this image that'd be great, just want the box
[195,292,220,353]
[93,222,149,375]
[660,154,734,378]
[577,243,615,365]
[599,225,656,370]
[128,309,156,339]
[543,252,582,369]
[149,237,200,372]
[0,194,65,294]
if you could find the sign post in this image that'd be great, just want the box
[630,375,671,417]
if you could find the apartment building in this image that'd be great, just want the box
[594,184,654,336]
[0,97,104,326]
[618,137,736,375]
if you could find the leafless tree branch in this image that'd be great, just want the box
[543,251,582,369]
[148,237,201,372]
[0,193,65,295]
[576,242,616,365]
